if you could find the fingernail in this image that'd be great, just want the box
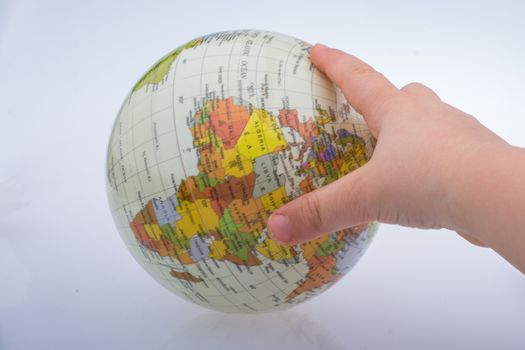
[268,214,294,244]
[314,43,328,49]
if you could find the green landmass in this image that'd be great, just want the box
[315,239,345,257]
[196,105,211,124]
[132,38,203,92]
[194,171,220,192]
[219,208,256,261]
[162,223,189,250]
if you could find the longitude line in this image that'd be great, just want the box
[170,35,246,312]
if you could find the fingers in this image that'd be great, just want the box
[401,82,441,101]
[268,167,372,245]
[311,44,400,135]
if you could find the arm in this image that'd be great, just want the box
[448,145,525,272]
[268,44,525,274]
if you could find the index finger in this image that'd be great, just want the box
[311,44,400,135]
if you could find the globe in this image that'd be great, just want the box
[106,29,378,313]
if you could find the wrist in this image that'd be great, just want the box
[444,142,516,241]
[444,143,524,246]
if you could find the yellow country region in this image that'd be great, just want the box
[143,223,163,241]
[337,146,368,177]
[222,147,253,177]
[209,239,228,259]
[259,186,288,213]
[256,236,295,261]
[315,108,336,125]
[306,156,316,169]
[193,129,222,158]
[175,199,220,239]
[195,198,220,231]
[301,234,330,260]
[236,109,287,160]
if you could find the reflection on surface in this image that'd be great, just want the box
[159,309,345,350]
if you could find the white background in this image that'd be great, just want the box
[1,0,524,349]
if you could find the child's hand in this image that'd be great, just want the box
[268,44,525,273]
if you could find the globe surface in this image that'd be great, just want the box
[106,30,378,313]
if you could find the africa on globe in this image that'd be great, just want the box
[106,29,378,313]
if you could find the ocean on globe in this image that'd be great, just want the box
[106,30,378,313]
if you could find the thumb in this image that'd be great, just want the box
[268,167,373,245]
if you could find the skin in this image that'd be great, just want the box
[268,44,525,274]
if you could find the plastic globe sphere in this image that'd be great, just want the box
[106,29,378,313]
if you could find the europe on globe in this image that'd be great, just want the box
[106,30,378,313]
